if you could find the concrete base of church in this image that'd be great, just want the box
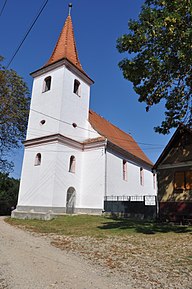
[11,206,103,220]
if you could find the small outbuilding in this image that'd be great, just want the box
[154,125,192,223]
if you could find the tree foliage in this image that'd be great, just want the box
[0,56,30,172]
[117,0,192,134]
[0,173,19,215]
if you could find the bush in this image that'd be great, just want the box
[0,173,19,215]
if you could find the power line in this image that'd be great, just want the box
[31,108,98,134]
[6,0,49,68]
[0,0,8,17]
[29,128,164,150]
[30,108,165,148]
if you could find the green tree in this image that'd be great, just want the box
[117,0,192,134]
[0,173,19,215]
[0,56,30,172]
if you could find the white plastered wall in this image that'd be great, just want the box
[51,142,83,209]
[106,150,157,197]
[18,142,58,207]
[80,146,106,210]
[27,65,92,142]
[18,141,84,209]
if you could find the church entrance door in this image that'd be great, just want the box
[66,187,76,214]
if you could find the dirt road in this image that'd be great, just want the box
[0,217,130,289]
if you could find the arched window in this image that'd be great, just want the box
[123,160,127,181]
[35,153,41,166]
[73,79,80,96]
[140,167,144,185]
[153,173,156,189]
[69,155,76,173]
[43,76,51,92]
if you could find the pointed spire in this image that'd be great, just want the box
[45,4,83,72]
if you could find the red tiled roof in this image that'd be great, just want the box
[89,110,153,166]
[44,15,84,73]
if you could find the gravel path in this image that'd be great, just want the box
[1,217,192,289]
[51,233,192,289]
[0,217,130,289]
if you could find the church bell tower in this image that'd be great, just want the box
[12,4,94,219]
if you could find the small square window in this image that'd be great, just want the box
[174,172,185,190]
[174,171,192,190]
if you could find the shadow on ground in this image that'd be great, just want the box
[98,219,192,234]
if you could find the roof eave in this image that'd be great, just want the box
[153,125,192,169]
[107,140,153,169]
[30,58,94,85]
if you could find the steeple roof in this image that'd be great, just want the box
[44,14,83,73]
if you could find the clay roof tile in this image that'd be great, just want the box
[44,15,84,73]
[89,110,153,166]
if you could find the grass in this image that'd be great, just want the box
[6,215,192,237]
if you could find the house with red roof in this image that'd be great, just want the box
[12,6,157,220]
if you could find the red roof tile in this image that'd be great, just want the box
[45,15,84,73]
[89,110,153,166]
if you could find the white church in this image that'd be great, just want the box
[12,7,157,220]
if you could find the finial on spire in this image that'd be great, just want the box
[68,3,72,15]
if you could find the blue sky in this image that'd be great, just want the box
[1,0,173,179]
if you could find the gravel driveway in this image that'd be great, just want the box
[0,217,130,289]
[1,216,192,289]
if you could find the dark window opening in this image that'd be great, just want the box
[40,120,46,125]
[69,155,76,173]
[43,76,51,92]
[123,160,127,181]
[73,79,80,95]
[35,153,41,166]
[140,167,144,186]
[174,171,192,190]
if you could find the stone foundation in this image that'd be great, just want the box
[11,206,102,220]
